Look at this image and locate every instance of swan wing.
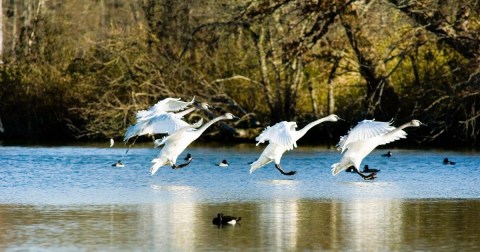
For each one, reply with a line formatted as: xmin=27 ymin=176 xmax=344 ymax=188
xmin=147 ymin=114 xmax=191 ymax=134
xmin=136 ymin=97 xmax=195 ymax=120
xmin=124 ymin=113 xmax=201 ymax=141
xmin=336 ymin=120 xmax=395 ymax=153
xmin=124 ymin=122 xmax=147 ymax=141
xmin=124 ymin=113 xmax=188 ymax=141
xmin=153 ymin=119 xmax=203 ymax=147
xmin=255 ymin=121 xmax=296 ymax=150
xmin=374 ymin=128 xmax=408 ymax=146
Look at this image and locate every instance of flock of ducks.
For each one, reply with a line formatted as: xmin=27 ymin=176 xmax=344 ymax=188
xmin=109 ymin=97 xmax=447 ymax=181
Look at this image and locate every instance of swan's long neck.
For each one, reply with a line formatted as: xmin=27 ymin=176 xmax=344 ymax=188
xmin=195 ymin=115 xmax=227 ymax=135
xmin=296 ymin=117 xmax=331 ymax=140
xmin=384 ymin=122 xmax=413 ymax=137
xmin=175 ymin=106 xmax=196 ymax=118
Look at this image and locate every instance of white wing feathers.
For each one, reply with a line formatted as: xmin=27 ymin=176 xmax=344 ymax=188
xmin=124 ymin=113 xmax=192 ymax=141
xmin=255 ymin=121 xmax=297 ymax=150
xmin=124 ymin=123 xmax=145 ymax=141
xmin=375 ymin=128 xmax=407 ymax=145
xmin=136 ymin=97 xmax=195 ymax=120
xmin=148 ymin=114 xmax=191 ymax=134
xmin=124 ymin=97 xmax=197 ymax=141
xmin=153 ymin=118 xmax=203 ymax=147
xmin=336 ymin=120 xmax=395 ymax=153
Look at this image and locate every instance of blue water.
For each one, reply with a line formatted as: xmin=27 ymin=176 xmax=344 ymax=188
xmin=1 ymin=145 xmax=478 ymax=204
xmin=1 ymin=145 xmax=479 ymax=251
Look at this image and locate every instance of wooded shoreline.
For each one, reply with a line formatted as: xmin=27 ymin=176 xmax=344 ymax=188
xmin=0 ymin=1 xmax=478 ymax=147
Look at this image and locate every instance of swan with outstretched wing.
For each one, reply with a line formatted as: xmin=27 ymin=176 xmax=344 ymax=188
xmin=331 ymin=119 xmax=425 ymax=180
xmin=250 ymin=114 xmax=341 ymax=176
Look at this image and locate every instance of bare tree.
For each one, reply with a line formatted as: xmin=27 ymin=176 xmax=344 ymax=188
xmin=387 ymin=0 xmax=480 ymax=145
xmin=0 ymin=0 xmax=3 ymax=63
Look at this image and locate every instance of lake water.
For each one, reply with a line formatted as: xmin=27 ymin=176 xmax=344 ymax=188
xmin=0 ymin=144 xmax=479 ymax=251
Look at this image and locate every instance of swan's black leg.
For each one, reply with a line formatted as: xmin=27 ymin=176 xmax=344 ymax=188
xmin=353 ymin=168 xmax=376 ymax=180
xmin=125 ymin=136 xmax=139 ymax=154
xmin=172 ymin=155 xmax=193 ymax=169
xmin=275 ymin=164 xmax=297 ymax=176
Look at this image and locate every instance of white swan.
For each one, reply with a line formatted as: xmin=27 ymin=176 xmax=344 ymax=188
xmin=136 ymin=97 xmax=195 ymax=121
xmin=150 ymin=113 xmax=236 ymax=175
xmin=124 ymin=97 xmax=208 ymax=142
xmin=250 ymin=114 xmax=341 ymax=176
xmin=331 ymin=119 xmax=424 ymax=179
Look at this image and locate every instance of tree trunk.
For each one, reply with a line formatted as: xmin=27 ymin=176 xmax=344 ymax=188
xmin=143 ymin=0 xmax=155 ymax=54
xmin=0 ymin=0 xmax=3 ymax=63
xmin=340 ymin=11 xmax=399 ymax=120
xmin=327 ymin=57 xmax=340 ymax=115
xmin=256 ymin=26 xmax=276 ymax=120
xmin=306 ymin=73 xmax=319 ymax=117
xmin=10 ymin=0 xmax=17 ymax=61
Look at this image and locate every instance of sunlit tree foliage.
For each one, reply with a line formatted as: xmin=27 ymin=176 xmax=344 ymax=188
xmin=0 ymin=0 xmax=478 ymax=146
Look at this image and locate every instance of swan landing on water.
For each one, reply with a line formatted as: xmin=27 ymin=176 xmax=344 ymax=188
xmin=331 ymin=119 xmax=425 ymax=180
xmin=150 ymin=113 xmax=237 ymax=175
xmin=250 ymin=114 xmax=341 ymax=176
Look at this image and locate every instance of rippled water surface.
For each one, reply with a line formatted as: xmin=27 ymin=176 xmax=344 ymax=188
xmin=1 ymin=145 xmax=479 ymax=251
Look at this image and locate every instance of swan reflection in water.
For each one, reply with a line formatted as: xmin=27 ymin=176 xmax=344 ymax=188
xmin=147 ymin=185 xmax=198 ymax=250
xmin=343 ymin=200 xmax=403 ymax=250
xmin=259 ymin=199 xmax=299 ymax=250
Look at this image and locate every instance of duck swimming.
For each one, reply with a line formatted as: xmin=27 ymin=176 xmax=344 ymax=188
xmin=443 ymin=158 xmax=456 ymax=165
xmin=184 ymin=153 xmax=192 ymax=162
xmin=216 ymin=160 xmax=229 ymax=167
xmin=381 ymin=151 xmax=392 ymax=157
xmin=112 ymin=160 xmax=124 ymax=167
xmin=362 ymin=165 xmax=380 ymax=173
xmin=212 ymin=213 xmax=241 ymax=226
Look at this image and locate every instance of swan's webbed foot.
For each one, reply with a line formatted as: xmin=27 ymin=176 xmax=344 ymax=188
xmin=172 ymin=160 xmax=192 ymax=169
xmin=354 ymin=168 xmax=377 ymax=180
xmin=362 ymin=172 xmax=377 ymax=180
xmin=275 ymin=164 xmax=297 ymax=176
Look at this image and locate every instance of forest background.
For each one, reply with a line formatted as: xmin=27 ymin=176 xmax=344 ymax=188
xmin=0 ymin=0 xmax=478 ymax=148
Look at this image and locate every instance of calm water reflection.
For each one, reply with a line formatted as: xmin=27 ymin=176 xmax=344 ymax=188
xmin=0 ymin=200 xmax=479 ymax=251
xmin=1 ymin=145 xmax=479 ymax=250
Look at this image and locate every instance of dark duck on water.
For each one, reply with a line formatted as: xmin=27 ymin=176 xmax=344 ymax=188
xmin=216 ymin=160 xmax=229 ymax=167
xmin=362 ymin=165 xmax=380 ymax=173
xmin=382 ymin=151 xmax=392 ymax=157
xmin=443 ymin=158 xmax=456 ymax=165
xmin=212 ymin=213 xmax=241 ymax=226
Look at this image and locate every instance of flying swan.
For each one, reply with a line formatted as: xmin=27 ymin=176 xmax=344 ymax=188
xmin=124 ymin=97 xmax=208 ymax=150
xmin=150 ymin=113 xmax=236 ymax=175
xmin=331 ymin=119 xmax=424 ymax=180
xmin=250 ymin=114 xmax=341 ymax=176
